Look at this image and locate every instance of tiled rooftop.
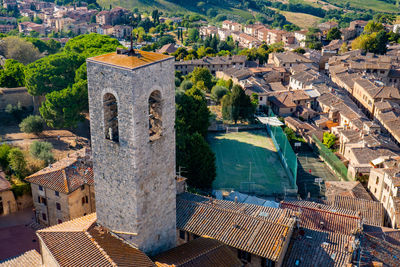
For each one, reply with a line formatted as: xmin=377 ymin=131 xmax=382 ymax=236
xmin=324 ymin=195 xmax=384 ymax=227
xmin=37 ymin=213 xmax=155 ymax=267
xmin=177 ymin=193 xmax=295 ymax=261
xmin=26 ymin=148 xmax=93 ymax=194
xmin=0 ymin=250 xmax=41 ymax=267
xmin=280 ymin=200 xmax=361 ymax=235
xmin=87 ymin=50 xmax=173 ymax=70
xmin=153 ymin=237 xmax=242 ymax=267
xmin=282 ymin=228 xmax=354 ymax=267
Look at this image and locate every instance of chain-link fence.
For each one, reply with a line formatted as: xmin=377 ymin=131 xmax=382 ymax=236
xmin=266 ymin=110 xmax=298 ymax=188
xmin=312 ymin=134 xmax=348 ymax=181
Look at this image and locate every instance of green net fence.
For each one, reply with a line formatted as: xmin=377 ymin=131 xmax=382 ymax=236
xmin=266 ymin=110 xmax=298 ymax=188
xmin=312 ymin=134 xmax=348 ymax=181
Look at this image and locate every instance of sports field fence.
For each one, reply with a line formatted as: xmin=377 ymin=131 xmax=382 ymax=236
xmin=265 ymin=110 xmax=298 ymax=188
xmin=311 ymin=134 xmax=348 ymax=181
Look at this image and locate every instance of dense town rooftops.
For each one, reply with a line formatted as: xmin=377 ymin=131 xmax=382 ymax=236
xmin=271 ymin=52 xmax=313 ymax=64
xmin=175 ymin=55 xmax=246 ymax=66
xmin=0 ymin=250 xmax=42 ymax=266
xmin=282 ymin=228 xmax=354 ymax=267
xmin=324 ymin=195 xmax=384 ymax=227
xmin=280 ymin=200 xmax=361 ymax=235
xmin=176 ymin=193 xmax=295 ymax=261
xmin=26 ymin=148 xmax=93 ymax=194
xmin=153 ymin=237 xmax=242 ymax=267
xmin=87 ymin=50 xmax=173 ymax=70
xmin=325 ymin=181 xmax=372 ymax=200
xmin=36 ymin=214 xmax=155 ymax=267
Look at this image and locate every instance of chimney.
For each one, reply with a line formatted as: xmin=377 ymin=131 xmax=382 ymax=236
xmin=234 ymin=196 xmax=238 ymax=204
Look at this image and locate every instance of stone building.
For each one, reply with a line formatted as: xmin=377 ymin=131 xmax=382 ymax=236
xmin=0 ymin=87 xmax=35 ymax=112
xmin=26 ymin=148 xmax=95 ymax=226
xmin=0 ymin=172 xmax=17 ymax=216
xmin=86 ymin=48 xmax=176 ymax=255
xmin=175 ymin=55 xmax=246 ymax=75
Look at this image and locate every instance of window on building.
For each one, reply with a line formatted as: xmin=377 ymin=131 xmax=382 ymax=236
xmin=376 ymin=177 xmax=379 ymax=184
xmin=39 ymin=185 xmax=43 ymax=191
xmin=39 ymin=197 xmax=47 ymax=206
xmin=0 ymin=196 xmax=3 ymax=215
xmin=179 ymin=230 xmax=185 ymax=240
xmin=82 ymin=197 xmax=85 ymax=205
xmin=103 ymin=93 xmax=119 ymax=142
xmin=260 ymin=96 xmax=263 ymax=101
xmin=37 ymin=196 xmax=41 ymax=203
xmin=81 ymin=185 xmax=85 ymax=191
xmin=55 ymin=191 xmax=59 ymax=197
xmin=58 ymin=219 xmax=62 ymax=224
xmin=237 ymin=250 xmax=251 ymax=263
xmin=56 ymin=202 xmax=61 ymax=211
xmin=85 ymin=196 xmax=88 ymax=203
xmin=375 ymin=188 xmax=377 ymax=193
xmin=42 ymin=213 xmax=47 ymax=221
xmin=149 ymin=90 xmax=162 ymax=142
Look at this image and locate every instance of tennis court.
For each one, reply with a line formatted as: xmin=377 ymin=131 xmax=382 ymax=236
xmin=209 ymin=130 xmax=296 ymax=196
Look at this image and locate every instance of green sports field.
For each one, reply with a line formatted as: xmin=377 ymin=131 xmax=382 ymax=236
xmin=209 ymin=130 xmax=296 ymax=196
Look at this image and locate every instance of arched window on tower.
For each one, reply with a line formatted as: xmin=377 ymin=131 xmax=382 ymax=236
xmin=149 ymin=90 xmax=162 ymax=142
xmin=103 ymin=93 xmax=119 ymax=142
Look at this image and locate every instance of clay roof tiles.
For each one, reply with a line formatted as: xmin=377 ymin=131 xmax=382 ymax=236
xmin=324 ymin=195 xmax=384 ymax=227
xmin=0 ymin=250 xmax=42 ymax=267
xmin=37 ymin=213 xmax=155 ymax=267
xmin=26 ymin=148 xmax=93 ymax=194
xmin=282 ymin=228 xmax=354 ymax=267
xmin=153 ymin=237 xmax=242 ymax=267
xmin=176 ymin=193 xmax=295 ymax=261
xmin=280 ymin=200 xmax=361 ymax=235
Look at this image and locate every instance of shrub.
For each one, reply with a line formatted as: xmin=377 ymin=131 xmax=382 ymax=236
xmin=0 ymin=143 xmax=11 ymax=170
xmin=19 ymin=115 xmax=44 ymax=134
xmin=211 ymin=85 xmax=229 ymax=103
xmin=30 ymin=141 xmax=54 ymax=165
xmin=8 ymin=148 xmax=27 ymax=178
xmin=180 ymin=80 xmax=193 ymax=91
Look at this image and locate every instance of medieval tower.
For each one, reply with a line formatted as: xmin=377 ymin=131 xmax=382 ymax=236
xmin=86 ymin=49 xmax=176 ymax=255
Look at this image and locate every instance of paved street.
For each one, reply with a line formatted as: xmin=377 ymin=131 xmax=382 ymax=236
xmin=0 ymin=208 xmax=39 ymax=261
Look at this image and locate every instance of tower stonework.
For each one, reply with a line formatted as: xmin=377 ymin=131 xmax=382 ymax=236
xmin=86 ymin=50 xmax=176 ymax=255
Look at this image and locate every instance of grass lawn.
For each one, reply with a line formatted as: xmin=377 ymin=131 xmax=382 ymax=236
xmin=209 ymin=130 xmax=296 ymax=196
xmin=280 ymin=10 xmax=321 ymax=29
xmin=325 ymin=0 xmax=398 ymax=13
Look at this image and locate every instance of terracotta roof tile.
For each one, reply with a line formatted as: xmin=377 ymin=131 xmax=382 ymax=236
xmin=283 ymin=228 xmax=354 ymax=267
xmin=37 ymin=213 xmax=155 ymax=267
xmin=153 ymin=237 xmax=242 ymax=267
xmin=26 ymin=148 xmax=93 ymax=194
xmin=177 ymin=193 xmax=295 ymax=261
xmin=0 ymin=250 xmax=41 ymax=267
xmin=280 ymin=200 xmax=362 ymax=235
xmin=324 ymin=195 xmax=384 ymax=227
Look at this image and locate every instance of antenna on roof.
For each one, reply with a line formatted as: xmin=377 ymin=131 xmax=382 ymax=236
xmin=116 ymin=32 xmax=141 ymax=57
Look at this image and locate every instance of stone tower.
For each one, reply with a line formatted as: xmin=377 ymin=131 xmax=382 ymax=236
xmin=86 ymin=49 xmax=176 ymax=255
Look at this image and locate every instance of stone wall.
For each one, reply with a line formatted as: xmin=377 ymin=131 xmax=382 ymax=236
xmin=87 ymin=56 xmax=176 ymax=255
xmin=0 ymin=190 xmax=17 ymax=215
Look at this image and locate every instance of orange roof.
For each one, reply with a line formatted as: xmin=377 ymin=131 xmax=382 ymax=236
xmin=87 ymin=50 xmax=173 ymax=70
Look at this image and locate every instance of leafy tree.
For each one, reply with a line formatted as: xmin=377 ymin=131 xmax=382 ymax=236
xmin=0 ymin=36 xmax=41 ymax=64
xmin=187 ymin=28 xmax=199 ymax=43
xmin=158 ymin=35 xmax=175 ymax=47
xmin=5 ymin=102 xmax=24 ymax=121
xmin=30 ymin=141 xmax=54 ymax=165
xmin=352 ymin=30 xmax=388 ymax=54
xmin=19 ymin=115 xmax=44 ymax=134
xmin=364 ymin=21 xmax=384 ymax=34
xmin=176 ymin=87 xmax=210 ymax=137
xmin=178 ymin=132 xmax=216 ymax=189
xmin=216 ymin=78 xmax=233 ymax=89
xmin=293 ymin=47 xmax=306 ymax=54
xmin=373 ymin=13 xmax=395 ymax=25
xmin=63 ymin=33 xmax=121 ymax=58
xmin=211 ymin=85 xmax=228 ymax=103
xmin=24 ymin=53 xmax=85 ymax=96
xmin=180 ymin=80 xmax=193 ymax=91
xmin=39 ymin=80 xmax=88 ymax=128
xmin=0 ymin=59 xmax=25 ymax=88
xmin=173 ymin=47 xmax=188 ymax=60
xmin=8 ymin=148 xmax=26 ymax=178
xmin=191 ymin=67 xmax=213 ymax=92
xmin=326 ymin=27 xmax=341 ymax=41
xmin=323 ymin=132 xmax=337 ymax=149
xmin=0 ymin=143 xmax=11 ymax=170
xmin=222 ymin=85 xmax=255 ymax=124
